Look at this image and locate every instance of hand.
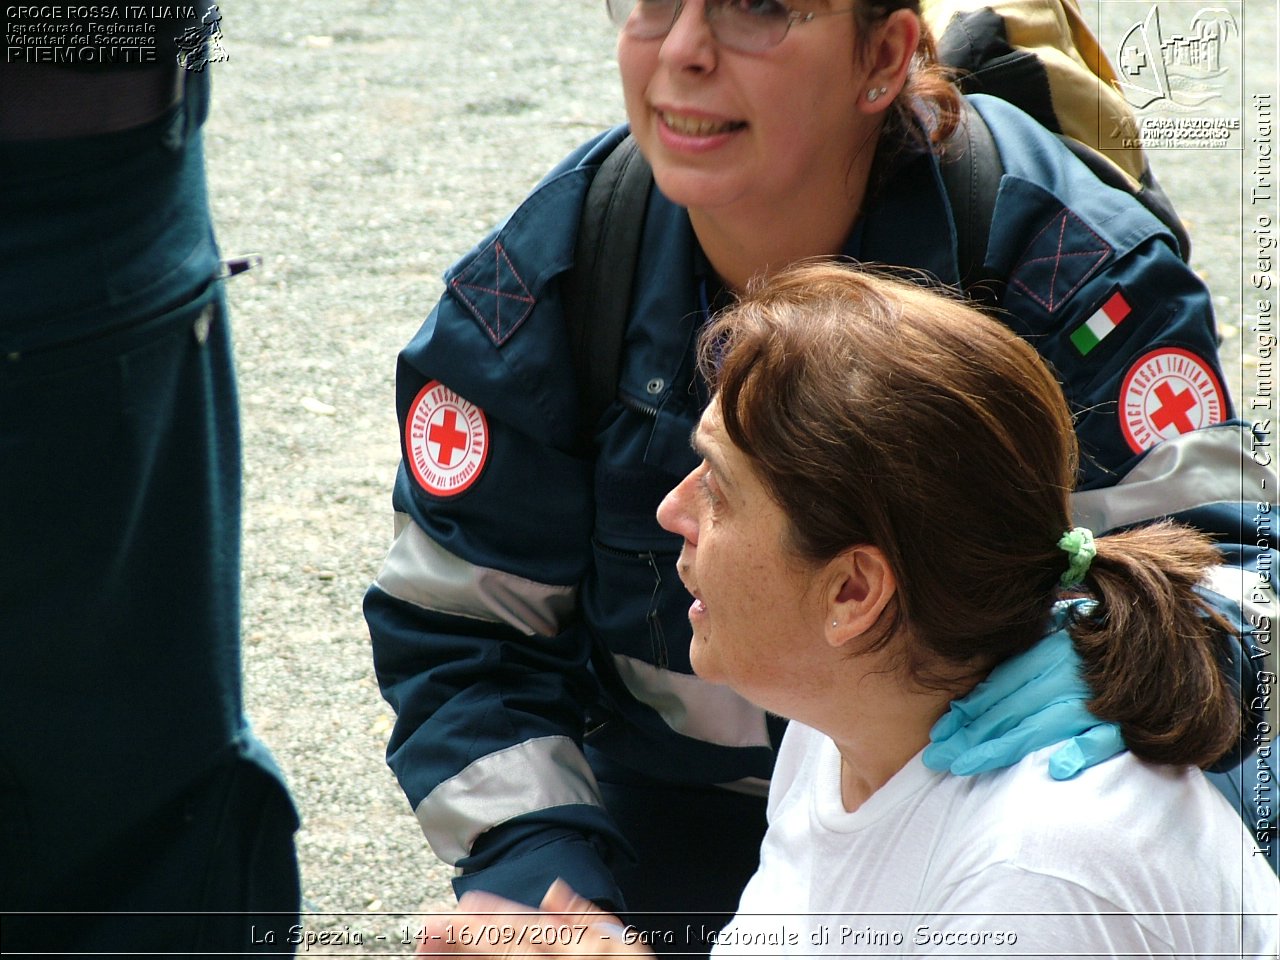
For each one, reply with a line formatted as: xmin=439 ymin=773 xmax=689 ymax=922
xmin=922 ymin=618 xmax=1125 ymax=780
xmin=414 ymin=880 xmax=650 ymax=958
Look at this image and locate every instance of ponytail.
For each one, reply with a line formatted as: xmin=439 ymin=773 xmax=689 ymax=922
xmin=851 ymin=1 xmax=962 ymax=151
xmin=1067 ymin=520 xmax=1240 ymax=768
xmin=898 ymin=28 xmax=961 ymax=149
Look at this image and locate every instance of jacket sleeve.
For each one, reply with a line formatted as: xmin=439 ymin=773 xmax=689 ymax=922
xmin=976 ymin=94 xmax=1273 ymax=767
xmin=363 ymin=128 xmax=637 ymax=909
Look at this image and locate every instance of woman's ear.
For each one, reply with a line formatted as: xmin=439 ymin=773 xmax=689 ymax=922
xmin=857 ymin=8 xmax=920 ymax=115
xmin=825 ymin=545 xmax=897 ymax=646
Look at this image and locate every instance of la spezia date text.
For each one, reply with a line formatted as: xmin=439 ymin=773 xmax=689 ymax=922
xmin=248 ymin=923 xmax=1020 ymax=950
xmin=249 ymin=924 xmax=597 ymax=951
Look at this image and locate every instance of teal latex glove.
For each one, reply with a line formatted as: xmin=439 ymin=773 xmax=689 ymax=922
xmin=922 ymin=611 xmax=1125 ymax=780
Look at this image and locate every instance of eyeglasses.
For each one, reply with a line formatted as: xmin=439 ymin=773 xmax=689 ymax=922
xmin=606 ymin=0 xmax=857 ymax=54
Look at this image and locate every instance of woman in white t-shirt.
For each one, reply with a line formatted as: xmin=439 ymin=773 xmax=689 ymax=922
xmin=418 ymin=263 xmax=1278 ymax=958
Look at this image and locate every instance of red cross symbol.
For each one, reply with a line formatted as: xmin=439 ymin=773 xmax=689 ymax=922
xmin=1150 ymin=381 xmax=1197 ymax=435
xmin=428 ymin=409 xmax=469 ymax=467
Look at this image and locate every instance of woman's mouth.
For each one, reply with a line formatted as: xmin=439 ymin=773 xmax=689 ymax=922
xmin=659 ymin=111 xmax=747 ymax=137
xmin=689 ymin=593 xmax=708 ymax=621
xmin=677 ymin=557 xmax=706 ymax=620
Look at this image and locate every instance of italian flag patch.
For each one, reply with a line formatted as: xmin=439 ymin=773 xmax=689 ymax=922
xmin=1070 ymin=290 xmax=1132 ymax=356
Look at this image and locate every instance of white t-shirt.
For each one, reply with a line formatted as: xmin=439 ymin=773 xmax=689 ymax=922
xmin=712 ymin=723 xmax=1279 ymax=959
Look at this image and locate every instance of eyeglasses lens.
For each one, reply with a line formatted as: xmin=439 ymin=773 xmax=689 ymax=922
xmin=606 ymin=0 xmax=791 ymax=54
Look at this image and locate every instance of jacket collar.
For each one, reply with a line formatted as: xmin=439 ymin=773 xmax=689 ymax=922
xmin=855 ymin=138 xmax=961 ymax=288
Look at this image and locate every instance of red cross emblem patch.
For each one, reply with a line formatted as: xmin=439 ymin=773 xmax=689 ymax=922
xmin=405 ymin=380 xmax=490 ymax=497
xmin=1119 ymin=348 xmax=1226 ymax=454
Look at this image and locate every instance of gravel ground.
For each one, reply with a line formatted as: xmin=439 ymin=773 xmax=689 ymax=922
xmin=203 ymin=1 xmax=622 ymax=949
xmin=201 ymin=1 xmax=1276 ymax=952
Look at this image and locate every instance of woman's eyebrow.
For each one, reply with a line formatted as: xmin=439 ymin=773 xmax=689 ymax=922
xmin=690 ymin=426 xmax=735 ymax=489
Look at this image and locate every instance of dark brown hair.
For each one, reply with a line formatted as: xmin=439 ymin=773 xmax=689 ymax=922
xmin=853 ymin=0 xmax=961 ymax=148
xmin=700 ymin=261 xmax=1238 ymax=768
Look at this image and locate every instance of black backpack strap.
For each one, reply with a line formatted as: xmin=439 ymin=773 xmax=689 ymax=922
xmin=938 ymin=101 xmax=1190 ymax=304
xmin=939 ymin=98 xmax=1006 ymax=310
xmin=563 ymin=134 xmax=654 ymax=451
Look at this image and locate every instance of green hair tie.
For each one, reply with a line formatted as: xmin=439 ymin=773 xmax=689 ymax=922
xmin=1058 ymin=527 xmax=1097 ymax=587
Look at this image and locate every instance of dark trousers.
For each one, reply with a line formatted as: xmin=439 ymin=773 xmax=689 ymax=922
xmin=0 ymin=72 xmax=299 ymax=955
xmin=597 ymin=773 xmax=768 ymax=957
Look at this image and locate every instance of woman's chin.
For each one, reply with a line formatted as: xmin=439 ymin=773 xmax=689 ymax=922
xmin=651 ymin=165 xmax=748 ymax=216
xmin=688 ymin=632 xmax=717 ymax=681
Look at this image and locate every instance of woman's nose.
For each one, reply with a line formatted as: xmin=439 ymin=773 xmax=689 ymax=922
xmin=657 ymin=470 xmax=700 ymax=545
xmin=658 ymin=0 xmax=718 ymax=73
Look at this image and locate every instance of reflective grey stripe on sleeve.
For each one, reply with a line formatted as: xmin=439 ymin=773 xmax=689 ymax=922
xmin=612 ymin=654 xmax=771 ymax=749
xmin=1072 ymin=425 xmax=1268 ymax=533
xmin=416 ymin=735 xmax=603 ymax=864
xmin=374 ymin=513 xmax=577 ymax=637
